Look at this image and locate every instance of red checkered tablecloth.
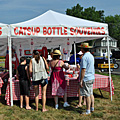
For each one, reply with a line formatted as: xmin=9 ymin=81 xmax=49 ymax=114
xmin=5 ymin=74 xmax=114 ymax=105
xmin=5 ymin=79 xmax=53 ymax=105
xmin=94 ymin=74 xmax=114 ymax=95
xmin=0 ymin=77 xmax=3 ymax=95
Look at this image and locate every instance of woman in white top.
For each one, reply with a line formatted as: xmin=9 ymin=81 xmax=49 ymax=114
xmin=29 ymin=50 xmax=49 ymax=112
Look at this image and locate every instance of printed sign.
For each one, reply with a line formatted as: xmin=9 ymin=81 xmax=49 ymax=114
xmin=11 ymin=26 xmax=108 ymax=37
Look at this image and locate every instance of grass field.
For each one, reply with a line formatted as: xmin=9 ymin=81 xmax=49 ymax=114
xmin=0 ymin=73 xmax=120 ymax=120
xmin=0 ymin=59 xmax=5 ymax=68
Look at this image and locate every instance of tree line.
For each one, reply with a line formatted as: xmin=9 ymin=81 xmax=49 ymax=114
xmin=66 ymin=4 xmax=120 ymax=47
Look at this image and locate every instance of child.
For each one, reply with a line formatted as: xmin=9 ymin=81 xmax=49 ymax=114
xmin=16 ymin=56 xmax=31 ymax=110
xmin=76 ymin=51 xmax=86 ymax=108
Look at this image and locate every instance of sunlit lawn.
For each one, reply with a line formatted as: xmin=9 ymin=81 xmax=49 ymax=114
xmin=0 ymin=59 xmax=5 ymax=68
xmin=0 ymin=73 xmax=120 ymax=120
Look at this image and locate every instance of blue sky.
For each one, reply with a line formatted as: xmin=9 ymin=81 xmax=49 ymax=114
xmin=0 ymin=0 xmax=119 ymax=24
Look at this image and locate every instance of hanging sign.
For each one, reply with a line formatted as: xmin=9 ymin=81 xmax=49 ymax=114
xmin=11 ymin=26 xmax=108 ymax=37
xmin=30 ymin=39 xmax=34 ymax=54
xmin=42 ymin=46 xmax=48 ymax=59
xmin=19 ymin=44 xmax=22 ymax=56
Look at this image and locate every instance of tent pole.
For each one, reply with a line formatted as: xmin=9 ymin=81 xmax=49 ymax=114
xmin=74 ymin=42 xmax=76 ymax=65
xmin=107 ymin=36 xmax=112 ymax=101
xmin=59 ymin=45 xmax=61 ymax=51
xmin=59 ymin=45 xmax=62 ymax=59
xmin=8 ymin=36 xmax=13 ymax=106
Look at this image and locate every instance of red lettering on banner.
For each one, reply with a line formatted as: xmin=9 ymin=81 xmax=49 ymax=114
xmin=70 ymin=27 xmax=85 ymax=35
xmin=76 ymin=27 xmax=83 ymax=35
xmin=72 ymin=28 xmax=76 ymax=35
xmin=83 ymin=28 xmax=87 ymax=35
xmin=14 ymin=27 xmax=18 ymax=35
xmin=57 ymin=27 xmax=60 ymax=35
xmin=74 ymin=27 xmax=77 ymax=35
xmin=27 ymin=27 xmax=31 ymax=35
xmin=14 ymin=27 xmax=41 ymax=36
xmin=42 ymin=27 xmax=68 ymax=35
xmin=43 ymin=27 xmax=47 ymax=35
xmin=101 ymin=27 xmax=105 ymax=35
xmin=52 ymin=27 xmax=56 ymax=35
xmin=61 ymin=27 xmax=64 ymax=35
xmin=19 ymin=27 xmax=24 ymax=35
xmin=94 ymin=27 xmax=98 ymax=35
xmin=23 ymin=27 xmax=27 ymax=35
xmin=0 ymin=27 xmax=2 ymax=35
xmin=91 ymin=28 xmax=96 ymax=35
xmin=64 ymin=27 xmax=67 ymax=35
xmin=48 ymin=27 xmax=52 ymax=35
xmin=70 ymin=27 xmax=74 ymax=35
xmin=13 ymin=26 xmax=105 ymax=36
xmin=70 ymin=27 xmax=106 ymax=36
xmin=86 ymin=27 xmax=91 ymax=35
xmin=35 ymin=27 xmax=40 ymax=35
xmin=97 ymin=27 xmax=101 ymax=35
xmin=31 ymin=27 xmax=35 ymax=35
xmin=30 ymin=27 xmax=33 ymax=35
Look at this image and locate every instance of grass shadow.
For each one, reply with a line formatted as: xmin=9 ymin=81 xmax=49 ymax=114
xmin=46 ymin=97 xmax=85 ymax=113
xmin=93 ymin=92 xmax=108 ymax=99
xmin=0 ymin=94 xmax=7 ymax=105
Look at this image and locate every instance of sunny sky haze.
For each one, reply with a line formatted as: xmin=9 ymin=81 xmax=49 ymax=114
xmin=0 ymin=0 xmax=119 ymax=24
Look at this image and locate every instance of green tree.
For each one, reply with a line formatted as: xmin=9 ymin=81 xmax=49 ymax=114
xmin=105 ymin=15 xmax=120 ymax=47
xmin=66 ymin=4 xmax=83 ymax=18
xmin=66 ymin=4 xmax=105 ymax=22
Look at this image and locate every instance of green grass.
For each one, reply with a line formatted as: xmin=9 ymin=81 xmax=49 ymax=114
xmin=0 ymin=73 xmax=120 ymax=120
xmin=0 ymin=59 xmax=5 ymax=68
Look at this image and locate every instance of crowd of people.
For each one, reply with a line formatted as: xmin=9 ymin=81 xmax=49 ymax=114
xmin=16 ymin=42 xmax=95 ymax=115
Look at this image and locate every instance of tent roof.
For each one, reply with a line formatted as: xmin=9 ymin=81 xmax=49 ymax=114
xmin=0 ymin=23 xmax=7 ymax=26
xmin=12 ymin=10 xmax=108 ymax=27
xmin=10 ymin=10 xmax=108 ymax=48
xmin=0 ymin=23 xmax=8 ymax=39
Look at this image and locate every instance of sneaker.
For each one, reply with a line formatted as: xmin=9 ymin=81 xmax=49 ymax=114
xmin=81 ymin=112 xmax=91 ymax=116
xmin=90 ymin=107 xmax=94 ymax=112
xmin=63 ymin=102 xmax=70 ymax=107
xmin=55 ymin=104 xmax=58 ymax=109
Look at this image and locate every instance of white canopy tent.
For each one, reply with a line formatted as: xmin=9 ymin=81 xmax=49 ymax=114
xmin=8 ymin=10 xmax=112 ymax=106
xmin=0 ymin=23 xmax=8 ymax=48
xmin=10 ymin=10 xmax=108 ymax=46
xmin=0 ymin=23 xmax=9 ymax=58
xmin=0 ymin=23 xmax=8 ymax=38
xmin=0 ymin=23 xmax=14 ymax=105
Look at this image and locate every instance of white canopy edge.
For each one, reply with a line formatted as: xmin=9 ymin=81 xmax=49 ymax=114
xmin=0 ymin=23 xmax=8 ymax=38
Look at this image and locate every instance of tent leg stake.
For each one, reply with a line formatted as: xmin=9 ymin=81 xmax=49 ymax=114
xmin=98 ymin=88 xmax=103 ymax=97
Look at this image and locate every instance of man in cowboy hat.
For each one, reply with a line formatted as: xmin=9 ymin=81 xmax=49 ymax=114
xmin=79 ymin=43 xmax=95 ymax=115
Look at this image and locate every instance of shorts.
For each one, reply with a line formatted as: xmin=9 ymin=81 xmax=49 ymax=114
xmin=80 ymin=79 xmax=94 ymax=97
xmin=19 ymin=80 xmax=30 ymax=96
xmin=32 ymin=78 xmax=48 ymax=86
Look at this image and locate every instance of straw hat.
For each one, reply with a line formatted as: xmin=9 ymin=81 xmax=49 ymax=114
xmin=79 ymin=43 xmax=93 ymax=48
xmin=78 ymin=51 xmax=83 ymax=56
xmin=53 ymin=50 xmax=61 ymax=55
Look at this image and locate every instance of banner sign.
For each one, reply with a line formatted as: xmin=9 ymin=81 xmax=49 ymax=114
xmin=0 ymin=26 xmax=8 ymax=37
xmin=61 ymin=38 xmax=72 ymax=61
xmin=11 ymin=25 xmax=108 ymax=37
xmin=30 ymin=39 xmax=34 ymax=54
